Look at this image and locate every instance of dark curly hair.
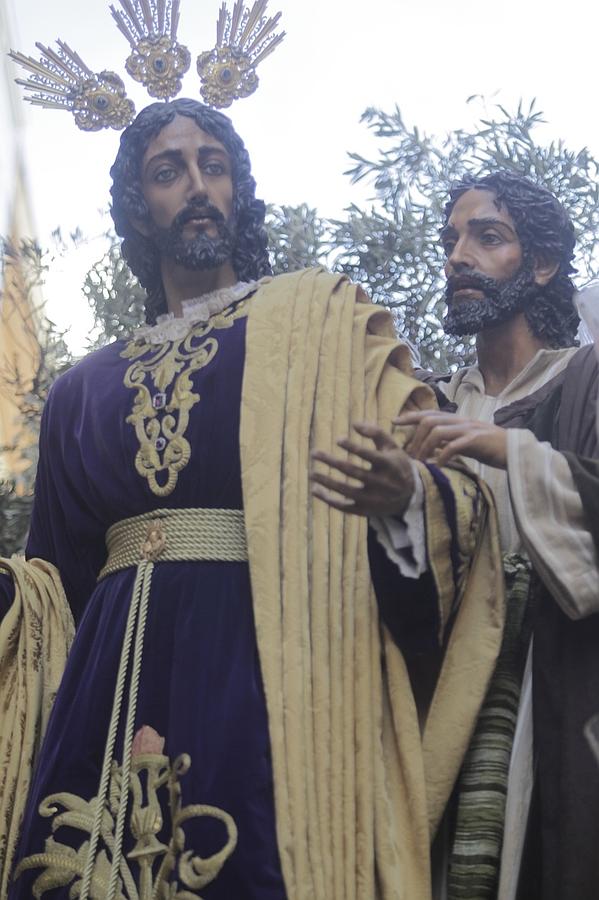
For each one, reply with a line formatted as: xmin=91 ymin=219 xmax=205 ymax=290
xmin=444 ymin=171 xmax=579 ymax=347
xmin=110 ymin=98 xmax=272 ymax=323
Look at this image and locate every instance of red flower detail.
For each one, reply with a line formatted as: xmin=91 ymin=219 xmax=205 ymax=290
xmin=131 ymin=725 xmax=165 ymax=757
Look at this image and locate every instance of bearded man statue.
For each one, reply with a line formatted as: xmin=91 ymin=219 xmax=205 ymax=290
xmin=396 ymin=171 xmax=599 ymax=900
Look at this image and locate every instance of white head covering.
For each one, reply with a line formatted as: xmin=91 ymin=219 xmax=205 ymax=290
xmin=574 ymin=281 xmax=599 ymax=345
xmin=573 ymin=282 xmax=599 ymax=444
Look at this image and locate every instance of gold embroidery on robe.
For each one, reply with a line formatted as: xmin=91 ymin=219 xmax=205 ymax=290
xmin=14 ymin=726 xmax=238 ymax=899
xmin=121 ymin=301 xmax=248 ymax=497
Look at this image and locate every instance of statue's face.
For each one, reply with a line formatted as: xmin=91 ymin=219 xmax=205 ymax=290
xmin=441 ymin=189 xmax=522 ymax=292
xmin=138 ymin=114 xmax=235 ymax=271
xmin=440 ymin=188 xmax=532 ymax=335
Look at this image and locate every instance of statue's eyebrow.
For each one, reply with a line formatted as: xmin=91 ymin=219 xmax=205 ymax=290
xmin=439 ymin=224 xmax=457 ymax=242
xmin=467 ymin=216 xmax=517 ymax=236
xmin=143 ymin=148 xmax=184 ymax=173
xmin=196 ymin=145 xmax=228 ymax=157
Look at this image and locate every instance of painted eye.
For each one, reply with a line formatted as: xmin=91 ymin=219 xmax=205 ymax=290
xmin=481 ymin=232 xmax=501 ymax=244
xmin=155 ymin=168 xmax=175 ymax=182
xmin=204 ymin=162 xmax=225 ymax=175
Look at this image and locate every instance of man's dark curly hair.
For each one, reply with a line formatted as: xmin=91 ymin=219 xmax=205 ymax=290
xmin=444 ymin=171 xmax=579 ymax=347
xmin=110 ymin=98 xmax=272 ymax=323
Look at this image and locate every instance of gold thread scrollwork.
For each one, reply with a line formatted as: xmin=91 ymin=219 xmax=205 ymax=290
xmin=14 ymin=726 xmax=238 ymax=899
xmin=122 ymin=335 xmax=216 ymax=498
xmin=121 ymin=302 xmax=248 ymax=498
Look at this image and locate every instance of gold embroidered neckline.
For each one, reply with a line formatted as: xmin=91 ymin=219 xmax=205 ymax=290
xmin=121 ymin=298 xmax=249 ymax=497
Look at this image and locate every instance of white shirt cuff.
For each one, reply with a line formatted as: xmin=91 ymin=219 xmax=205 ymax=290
xmin=370 ymin=461 xmax=427 ymax=579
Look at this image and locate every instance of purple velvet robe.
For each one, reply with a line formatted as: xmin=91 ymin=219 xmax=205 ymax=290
xmin=8 ymin=307 xmax=287 ymax=898
xmin=5 ymin=298 xmax=446 ymax=898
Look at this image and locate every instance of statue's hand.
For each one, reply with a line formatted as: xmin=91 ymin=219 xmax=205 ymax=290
xmin=395 ymin=410 xmax=508 ymax=469
xmin=311 ymin=422 xmax=415 ymax=518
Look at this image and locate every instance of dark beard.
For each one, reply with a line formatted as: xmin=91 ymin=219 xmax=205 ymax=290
xmin=443 ymin=267 xmax=539 ymax=335
xmin=150 ymin=199 xmax=235 ymax=272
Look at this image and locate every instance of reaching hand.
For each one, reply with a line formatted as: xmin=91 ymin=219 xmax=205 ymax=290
xmin=394 ymin=410 xmax=508 ymax=469
xmin=310 ymin=422 xmax=415 ymax=517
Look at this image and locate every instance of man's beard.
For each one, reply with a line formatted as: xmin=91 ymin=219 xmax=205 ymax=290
xmin=150 ymin=199 xmax=235 ymax=272
xmin=443 ymin=266 xmax=539 ymax=335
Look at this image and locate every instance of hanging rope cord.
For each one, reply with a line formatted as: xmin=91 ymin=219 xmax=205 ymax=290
xmin=79 ymin=507 xmax=247 ymax=900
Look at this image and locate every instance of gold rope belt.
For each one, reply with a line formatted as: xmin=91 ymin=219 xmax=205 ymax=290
xmin=80 ymin=506 xmax=247 ymax=898
xmin=98 ymin=507 xmax=248 ymax=579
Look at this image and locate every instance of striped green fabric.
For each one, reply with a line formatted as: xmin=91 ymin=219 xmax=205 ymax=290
xmin=448 ymin=553 xmax=532 ymax=899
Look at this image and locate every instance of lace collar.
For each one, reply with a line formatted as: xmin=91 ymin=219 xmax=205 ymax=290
xmin=133 ymin=281 xmax=258 ymax=344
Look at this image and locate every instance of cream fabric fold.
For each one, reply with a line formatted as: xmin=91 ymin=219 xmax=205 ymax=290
xmin=507 ymin=427 xmax=599 ymax=619
xmin=240 ymin=268 xmax=505 ymax=899
xmin=0 ymin=557 xmax=74 ymax=896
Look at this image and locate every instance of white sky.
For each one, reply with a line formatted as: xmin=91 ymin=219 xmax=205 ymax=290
xmin=7 ymin=0 xmax=599 ymax=350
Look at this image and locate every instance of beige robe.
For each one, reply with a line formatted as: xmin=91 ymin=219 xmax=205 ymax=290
xmin=440 ymin=346 xmax=599 ymax=900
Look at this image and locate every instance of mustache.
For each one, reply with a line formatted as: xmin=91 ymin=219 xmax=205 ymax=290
xmin=172 ymin=200 xmax=227 ymax=231
xmin=445 ymin=271 xmax=501 ymax=300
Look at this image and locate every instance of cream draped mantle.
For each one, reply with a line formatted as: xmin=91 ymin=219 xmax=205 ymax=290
xmin=0 ymin=557 xmax=74 ymax=896
xmin=240 ymin=267 xmax=505 ymax=900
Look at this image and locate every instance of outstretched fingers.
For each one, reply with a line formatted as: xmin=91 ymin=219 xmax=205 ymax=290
xmin=335 ymin=422 xmax=401 ymax=470
xmin=310 ymin=469 xmax=364 ymax=498
xmin=311 ymin=484 xmax=357 ymax=512
xmin=351 ymin=421 xmax=399 ymax=451
xmin=310 ymin=421 xmax=416 ymax=516
xmin=311 ymin=448 xmax=373 ymax=481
